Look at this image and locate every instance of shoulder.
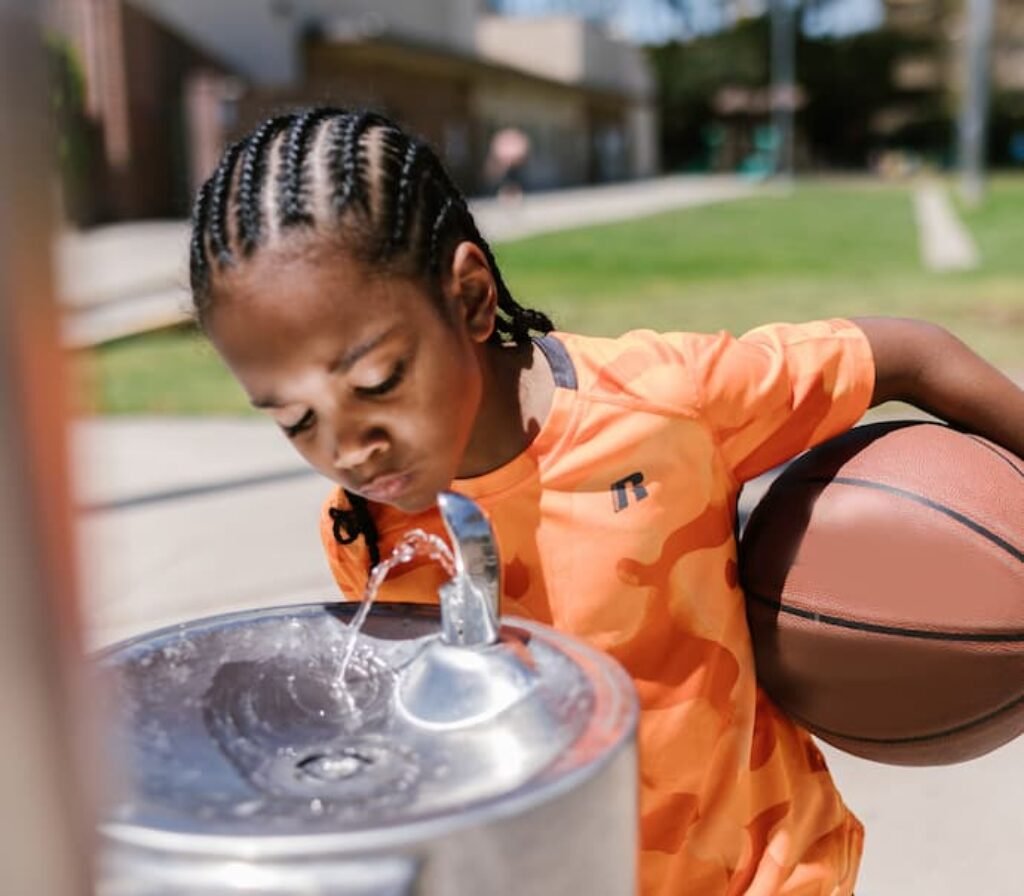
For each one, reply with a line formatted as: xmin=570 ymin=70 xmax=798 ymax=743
xmin=551 ymin=328 xmax=709 ymax=415
xmin=558 ymin=319 xmax=871 ymax=392
xmin=547 ymin=320 xmax=872 ymax=438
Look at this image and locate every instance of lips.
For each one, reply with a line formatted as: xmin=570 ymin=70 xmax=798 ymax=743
xmin=358 ymin=470 xmax=414 ymax=502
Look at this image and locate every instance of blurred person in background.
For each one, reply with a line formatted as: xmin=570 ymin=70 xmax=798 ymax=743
xmin=485 ymin=125 xmax=531 ymax=202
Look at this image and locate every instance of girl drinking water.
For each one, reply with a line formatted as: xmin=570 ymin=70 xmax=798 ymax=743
xmin=190 ymin=107 xmax=1024 ymax=895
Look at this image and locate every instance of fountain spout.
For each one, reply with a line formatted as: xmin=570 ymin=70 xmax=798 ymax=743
xmin=436 ymin=491 xmax=500 ymax=647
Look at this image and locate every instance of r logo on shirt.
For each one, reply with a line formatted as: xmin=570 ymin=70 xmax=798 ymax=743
xmin=611 ymin=472 xmax=648 ymax=512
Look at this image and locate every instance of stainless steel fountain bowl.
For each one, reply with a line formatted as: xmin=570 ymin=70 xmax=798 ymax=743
xmin=95 ymin=601 xmax=638 ymax=896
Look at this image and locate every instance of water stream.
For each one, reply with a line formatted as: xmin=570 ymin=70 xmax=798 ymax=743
xmin=336 ymin=529 xmax=455 ymax=685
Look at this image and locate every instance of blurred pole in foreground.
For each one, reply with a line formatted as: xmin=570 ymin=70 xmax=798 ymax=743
xmin=0 ymin=1 xmax=96 ymax=894
xmin=958 ymin=0 xmax=995 ymax=206
xmin=770 ymin=0 xmax=796 ymax=180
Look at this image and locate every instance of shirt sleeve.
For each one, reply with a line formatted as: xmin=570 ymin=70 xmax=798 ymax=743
xmin=677 ymin=318 xmax=876 ymax=483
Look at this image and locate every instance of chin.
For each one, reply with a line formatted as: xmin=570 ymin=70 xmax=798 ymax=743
xmin=392 ymin=486 xmax=442 ymax=515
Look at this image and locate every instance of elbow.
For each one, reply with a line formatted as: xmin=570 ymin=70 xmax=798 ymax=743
xmin=856 ymin=317 xmax=957 ymax=407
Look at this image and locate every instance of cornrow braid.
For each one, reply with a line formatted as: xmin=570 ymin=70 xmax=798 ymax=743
xmin=389 ymin=138 xmax=426 ymax=253
xmin=189 ymin=178 xmax=214 ymax=296
xmin=206 ymin=139 xmax=245 ymax=267
xmin=279 ymin=107 xmax=333 ymax=228
xmin=189 ymin=106 xmax=556 ymax=569
xmin=427 ymin=195 xmax=456 ymax=275
xmin=236 ymin=114 xmax=293 ymax=255
xmin=328 ymin=109 xmax=386 ymax=216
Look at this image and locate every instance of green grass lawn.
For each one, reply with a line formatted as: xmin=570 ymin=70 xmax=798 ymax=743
xmin=78 ymin=327 xmax=256 ymax=415
xmin=84 ymin=179 xmax=1024 ymax=415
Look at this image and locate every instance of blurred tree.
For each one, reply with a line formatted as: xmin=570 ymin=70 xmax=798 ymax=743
xmin=989 ymin=91 xmax=1024 ymax=167
xmin=648 ymin=19 xmax=769 ymax=171
xmin=649 ymin=20 xmax=946 ymax=171
xmin=799 ymin=27 xmax=944 ymax=167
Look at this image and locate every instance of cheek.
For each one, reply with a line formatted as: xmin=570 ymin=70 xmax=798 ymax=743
xmin=293 ymin=436 xmax=332 ymax=473
xmin=414 ymin=353 xmax=481 ymax=446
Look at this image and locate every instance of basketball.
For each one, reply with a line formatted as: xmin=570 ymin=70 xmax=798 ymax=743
xmin=739 ymin=420 xmax=1024 ymax=766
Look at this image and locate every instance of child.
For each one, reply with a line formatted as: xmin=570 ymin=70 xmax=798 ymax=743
xmin=189 ymin=107 xmax=1024 ymax=895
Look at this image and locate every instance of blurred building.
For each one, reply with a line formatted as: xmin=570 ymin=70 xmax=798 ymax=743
xmin=50 ymin=0 xmax=657 ymax=224
xmin=49 ymin=0 xmax=232 ymax=221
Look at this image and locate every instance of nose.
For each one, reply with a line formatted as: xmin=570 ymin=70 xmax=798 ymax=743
xmin=332 ymin=426 xmax=388 ymax=475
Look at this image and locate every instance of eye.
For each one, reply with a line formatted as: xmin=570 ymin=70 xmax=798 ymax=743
xmin=282 ymin=409 xmax=315 ymax=438
xmin=355 ymin=359 xmax=407 ymax=398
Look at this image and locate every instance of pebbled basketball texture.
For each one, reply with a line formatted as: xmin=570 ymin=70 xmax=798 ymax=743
xmin=739 ymin=420 xmax=1024 ymax=765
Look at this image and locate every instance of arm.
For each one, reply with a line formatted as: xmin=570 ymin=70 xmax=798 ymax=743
xmin=853 ymin=316 xmax=1024 ymax=458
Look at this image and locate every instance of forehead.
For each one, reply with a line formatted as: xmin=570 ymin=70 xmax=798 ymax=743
xmin=205 ymin=240 xmax=435 ymax=366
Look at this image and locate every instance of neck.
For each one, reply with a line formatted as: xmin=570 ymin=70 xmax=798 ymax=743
xmin=457 ymin=337 xmax=555 ymax=478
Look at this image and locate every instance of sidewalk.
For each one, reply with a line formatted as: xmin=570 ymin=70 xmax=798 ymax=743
xmin=57 ymin=175 xmax=768 ymax=346
xmin=76 ymin=418 xmax=331 ymax=649
xmin=913 ymin=180 xmax=979 ymax=272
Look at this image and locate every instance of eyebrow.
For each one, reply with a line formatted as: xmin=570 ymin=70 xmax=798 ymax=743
xmin=250 ymin=324 xmax=403 ymax=409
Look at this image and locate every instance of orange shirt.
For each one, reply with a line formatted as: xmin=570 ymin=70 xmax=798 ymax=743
xmin=321 ymin=320 xmax=875 ymax=895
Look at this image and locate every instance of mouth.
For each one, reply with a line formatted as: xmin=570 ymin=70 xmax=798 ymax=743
xmin=357 ymin=471 xmax=415 ymax=503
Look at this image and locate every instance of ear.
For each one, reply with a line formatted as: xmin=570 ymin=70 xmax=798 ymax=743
xmin=445 ymin=241 xmax=497 ymax=343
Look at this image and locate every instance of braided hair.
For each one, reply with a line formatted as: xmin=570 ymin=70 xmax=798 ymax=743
xmin=189 ymin=107 xmax=554 ymax=568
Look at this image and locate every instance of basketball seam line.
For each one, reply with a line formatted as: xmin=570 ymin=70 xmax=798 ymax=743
xmin=965 ymin=434 xmax=1024 ymax=480
xmin=790 ymin=691 xmax=1024 ymax=745
xmin=745 ymin=590 xmax=1024 ymax=641
xmin=806 ymin=475 xmax=1024 ymax=564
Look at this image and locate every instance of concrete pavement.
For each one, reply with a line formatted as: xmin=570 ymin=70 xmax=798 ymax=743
xmin=75 ymin=418 xmax=332 ymax=648
xmin=913 ymin=181 xmax=979 ymax=272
